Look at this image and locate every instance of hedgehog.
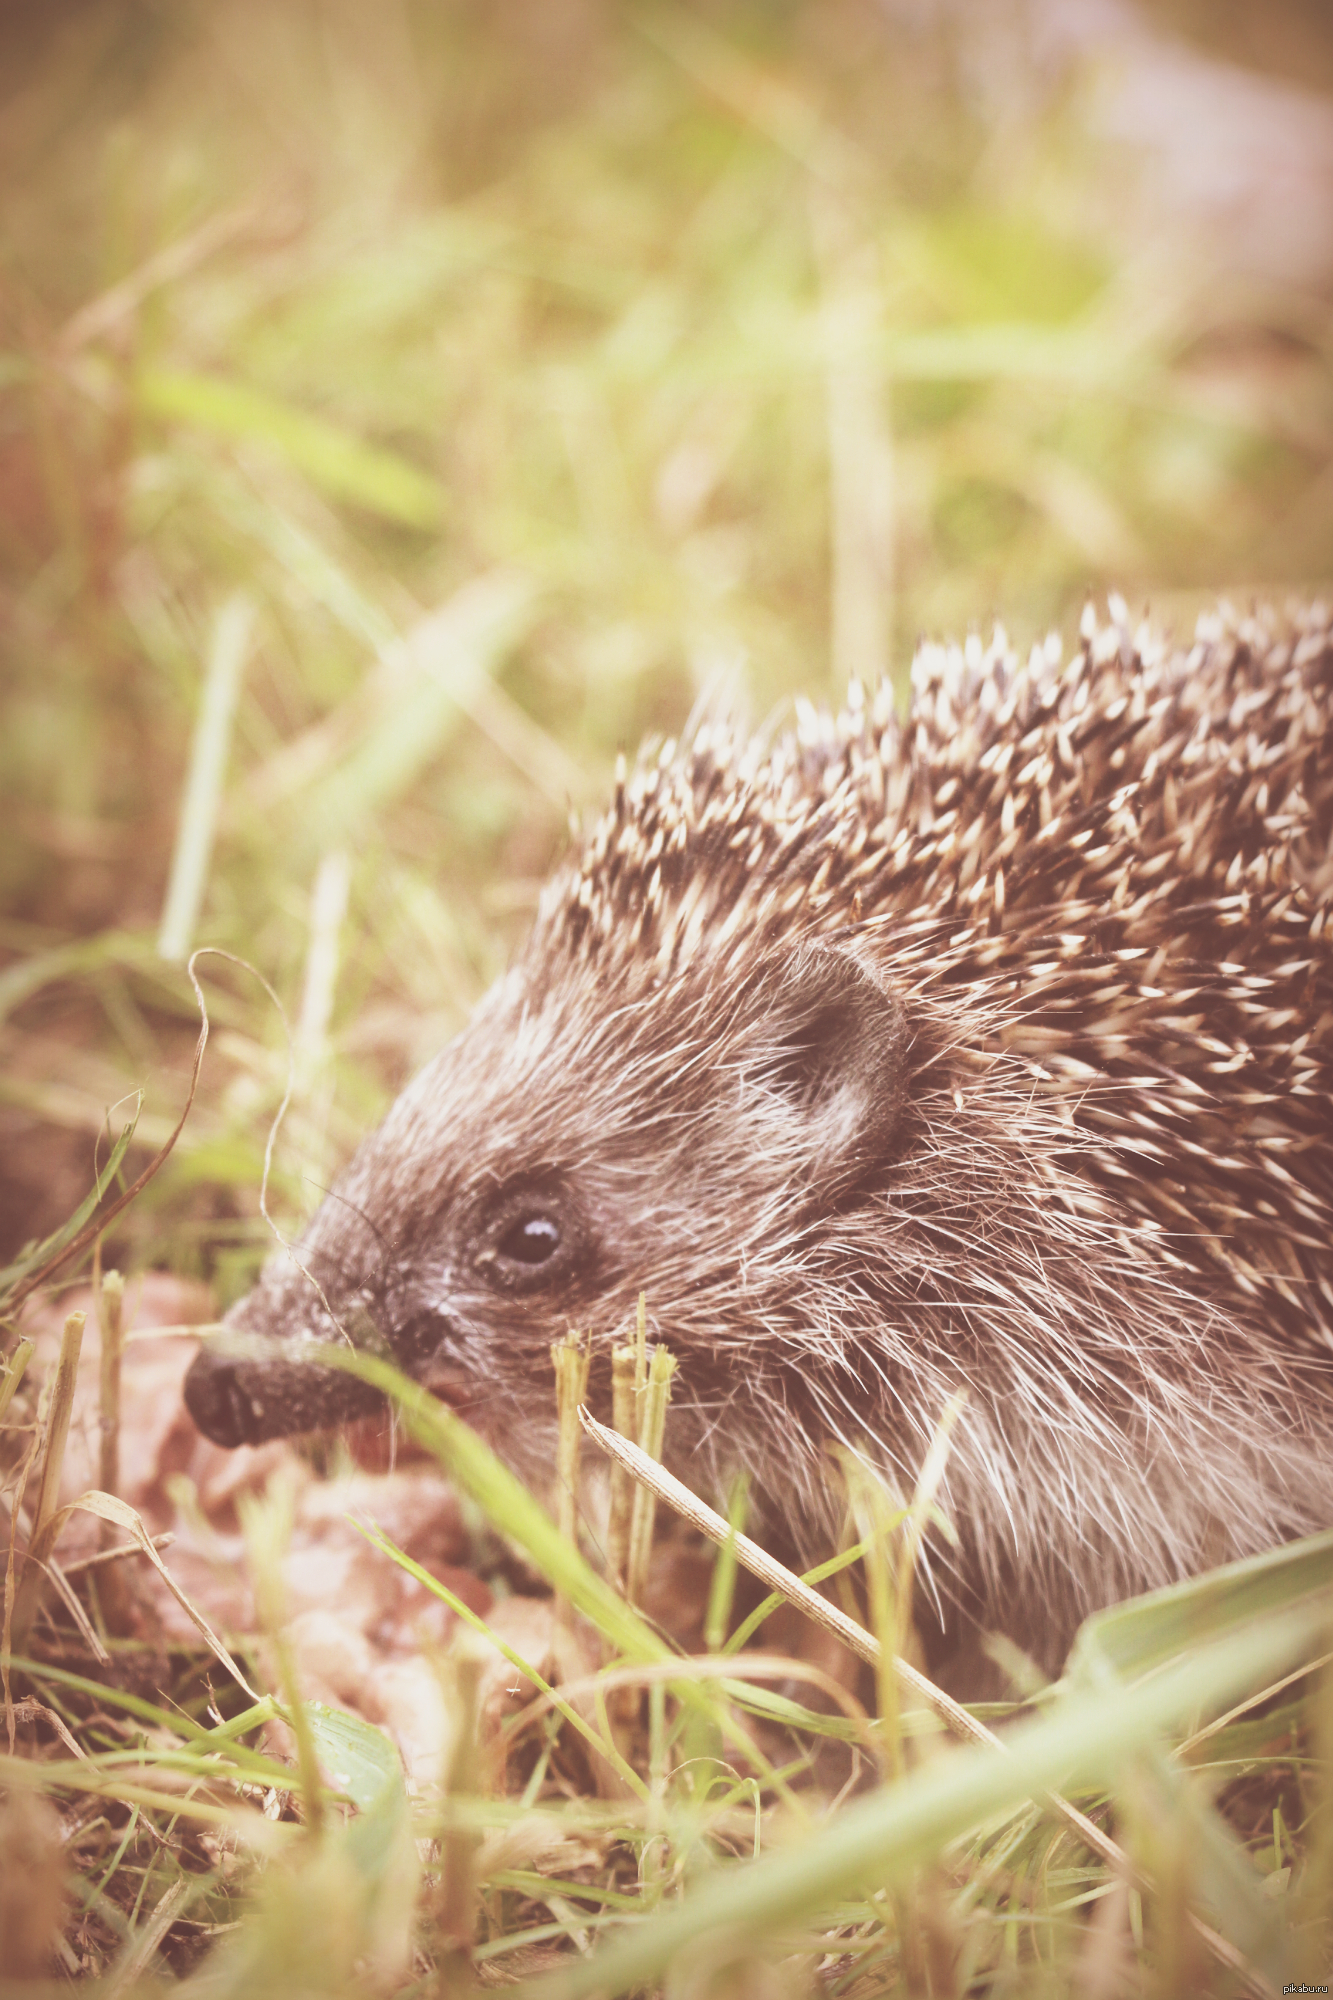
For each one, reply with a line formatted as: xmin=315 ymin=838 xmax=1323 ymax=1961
xmin=185 ymin=595 xmax=1333 ymax=1676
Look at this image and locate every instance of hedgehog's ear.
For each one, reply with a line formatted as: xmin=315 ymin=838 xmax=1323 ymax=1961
xmin=747 ymin=945 xmax=909 ymax=1185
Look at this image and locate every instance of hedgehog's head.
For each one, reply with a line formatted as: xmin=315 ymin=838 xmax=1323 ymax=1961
xmin=182 ymin=933 xmax=912 ymax=1500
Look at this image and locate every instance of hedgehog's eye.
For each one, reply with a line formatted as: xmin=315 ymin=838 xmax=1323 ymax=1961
xmin=498 ymin=1214 xmax=561 ymax=1266
xmin=477 ymin=1188 xmax=580 ymax=1293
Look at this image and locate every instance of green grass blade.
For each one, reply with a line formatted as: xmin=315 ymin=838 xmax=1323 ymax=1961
xmin=1067 ymin=1528 xmax=1333 ymax=1685
xmin=158 ymin=594 xmax=254 ymax=964
xmin=139 ymin=368 xmax=444 ymax=529
xmin=0 ymin=1112 xmax=138 ymax=1309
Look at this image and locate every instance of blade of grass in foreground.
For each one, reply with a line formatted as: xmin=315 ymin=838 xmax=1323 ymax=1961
xmin=1067 ymin=1526 xmax=1333 ymax=1683
xmin=512 ymin=1602 xmax=1325 ymax=2000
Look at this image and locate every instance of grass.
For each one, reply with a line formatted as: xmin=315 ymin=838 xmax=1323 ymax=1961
xmin=3 ymin=1324 xmax=1332 ymax=1992
xmin=2 ymin=0 xmax=1333 ymax=1991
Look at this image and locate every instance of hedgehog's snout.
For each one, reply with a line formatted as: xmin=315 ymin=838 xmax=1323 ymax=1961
xmin=183 ymin=1336 xmax=386 ymax=1447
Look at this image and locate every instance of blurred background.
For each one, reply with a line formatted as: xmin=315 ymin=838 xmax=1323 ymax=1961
xmin=2 ymin=0 xmax=1332 ymax=1299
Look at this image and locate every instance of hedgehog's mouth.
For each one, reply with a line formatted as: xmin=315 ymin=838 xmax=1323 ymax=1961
xmin=389 ymin=1308 xmax=474 ymax=1413
xmin=413 ymin=1356 xmax=474 ymax=1416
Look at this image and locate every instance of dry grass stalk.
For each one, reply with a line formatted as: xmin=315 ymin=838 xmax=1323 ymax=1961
xmin=0 ymin=1337 xmax=34 ymax=1425
xmin=9 ymin=1310 xmax=85 ymax=1652
xmin=606 ymin=1341 xmax=638 ymax=1593
xmin=90 ymin=1268 xmax=138 ymax=1629
xmin=95 ymin=1267 xmax=125 ymax=1506
xmin=626 ymin=1342 xmax=677 ymax=1609
xmin=550 ymin=1330 xmax=591 ymax=1552
xmin=103 ymin=1877 xmax=193 ymax=2000
xmin=551 ymin=1329 xmax=591 ymax=1644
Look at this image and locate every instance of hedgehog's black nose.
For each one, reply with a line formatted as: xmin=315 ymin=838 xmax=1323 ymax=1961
xmin=184 ymin=1345 xmax=276 ymax=1447
xmin=183 ymin=1341 xmax=384 ymax=1448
